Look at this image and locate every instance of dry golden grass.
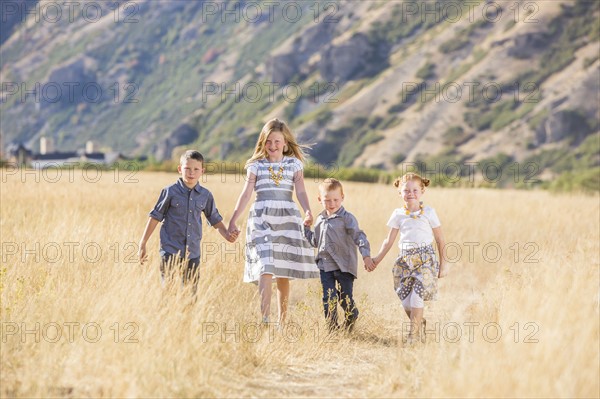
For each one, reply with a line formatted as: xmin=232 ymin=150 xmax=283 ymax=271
xmin=1 ymin=170 xmax=599 ymax=398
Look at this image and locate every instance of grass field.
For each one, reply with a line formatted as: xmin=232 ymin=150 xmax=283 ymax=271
xmin=1 ymin=170 xmax=599 ymax=398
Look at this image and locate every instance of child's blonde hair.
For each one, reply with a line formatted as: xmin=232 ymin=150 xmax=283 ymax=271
xmin=245 ymin=118 xmax=308 ymax=168
xmin=318 ymin=178 xmax=344 ymax=196
xmin=394 ymin=173 xmax=431 ymax=189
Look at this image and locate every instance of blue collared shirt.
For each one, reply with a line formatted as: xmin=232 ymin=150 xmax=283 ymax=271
xmin=149 ymin=178 xmax=223 ymax=259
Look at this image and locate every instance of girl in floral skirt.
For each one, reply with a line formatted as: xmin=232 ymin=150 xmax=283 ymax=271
xmin=370 ymin=173 xmax=449 ymax=343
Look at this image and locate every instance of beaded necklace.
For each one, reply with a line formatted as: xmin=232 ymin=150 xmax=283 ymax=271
xmin=404 ymin=201 xmax=424 ymax=219
xmin=268 ymin=161 xmax=284 ymax=186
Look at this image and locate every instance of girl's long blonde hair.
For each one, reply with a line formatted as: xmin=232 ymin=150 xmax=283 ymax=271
xmin=245 ymin=118 xmax=309 ymax=168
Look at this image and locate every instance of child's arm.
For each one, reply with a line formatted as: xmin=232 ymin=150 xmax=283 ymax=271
xmin=139 ymin=217 xmax=160 ymax=264
xmin=202 ymin=192 xmax=236 ymax=243
xmin=293 ymin=170 xmax=313 ymax=226
xmin=433 ymin=226 xmax=448 ymax=277
xmin=371 ymin=228 xmax=399 ymax=270
xmin=345 ymin=213 xmax=374 ymax=271
xmin=303 ymin=221 xmax=318 ymax=248
xmin=228 ymin=174 xmax=256 ymax=235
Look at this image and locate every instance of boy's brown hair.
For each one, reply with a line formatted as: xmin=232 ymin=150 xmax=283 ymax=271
xmin=180 ymin=150 xmax=204 ymax=164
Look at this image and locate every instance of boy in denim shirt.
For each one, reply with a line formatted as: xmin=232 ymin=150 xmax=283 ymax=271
xmin=139 ymin=150 xmax=236 ymax=292
xmin=304 ymin=178 xmax=374 ymax=331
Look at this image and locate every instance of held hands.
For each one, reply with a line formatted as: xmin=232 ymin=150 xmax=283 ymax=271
xmin=364 ymin=256 xmax=376 ymax=272
xmin=226 ymin=230 xmax=239 ymax=243
xmin=303 ymin=210 xmax=313 ymax=226
xmin=365 ymin=255 xmax=382 ymax=272
xmin=217 ymin=222 xmax=238 ymax=243
xmin=227 ymin=222 xmax=240 ymax=243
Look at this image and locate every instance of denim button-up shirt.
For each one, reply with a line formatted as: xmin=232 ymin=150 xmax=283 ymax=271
xmin=149 ymin=178 xmax=223 ymax=259
xmin=304 ymin=206 xmax=370 ymax=278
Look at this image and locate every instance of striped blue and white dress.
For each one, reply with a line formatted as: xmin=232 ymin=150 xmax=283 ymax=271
xmin=244 ymin=157 xmax=319 ymax=283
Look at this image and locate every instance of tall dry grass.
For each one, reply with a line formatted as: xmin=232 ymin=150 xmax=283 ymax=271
xmin=1 ymin=170 xmax=598 ymax=398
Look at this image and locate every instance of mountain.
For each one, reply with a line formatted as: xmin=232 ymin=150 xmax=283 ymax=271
xmin=1 ymin=0 xmax=598 ymax=185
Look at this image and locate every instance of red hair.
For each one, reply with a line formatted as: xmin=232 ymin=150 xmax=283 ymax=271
xmin=393 ymin=173 xmax=430 ymax=189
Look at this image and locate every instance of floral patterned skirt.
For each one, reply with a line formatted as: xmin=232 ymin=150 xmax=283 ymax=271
xmin=392 ymin=244 xmax=439 ymax=302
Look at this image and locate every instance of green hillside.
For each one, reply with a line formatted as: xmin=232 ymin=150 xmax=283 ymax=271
xmin=1 ymin=0 xmax=598 ymax=190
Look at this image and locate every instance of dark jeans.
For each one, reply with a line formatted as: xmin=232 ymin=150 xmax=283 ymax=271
xmin=320 ymin=269 xmax=359 ymax=330
xmin=160 ymin=254 xmax=200 ymax=294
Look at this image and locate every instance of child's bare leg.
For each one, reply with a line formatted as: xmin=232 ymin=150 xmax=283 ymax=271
xmin=401 ymin=296 xmax=412 ymax=319
xmin=259 ymin=274 xmax=273 ymax=322
xmin=403 ymin=289 xmax=425 ymax=341
xmin=276 ymin=278 xmax=290 ymax=325
xmin=410 ymin=307 xmax=424 ymax=339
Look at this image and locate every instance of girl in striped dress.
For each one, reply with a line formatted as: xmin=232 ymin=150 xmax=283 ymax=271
xmin=228 ymin=118 xmax=319 ymax=325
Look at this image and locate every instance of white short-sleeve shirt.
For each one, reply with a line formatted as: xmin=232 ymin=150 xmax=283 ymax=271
xmin=386 ymin=206 xmax=441 ymax=251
